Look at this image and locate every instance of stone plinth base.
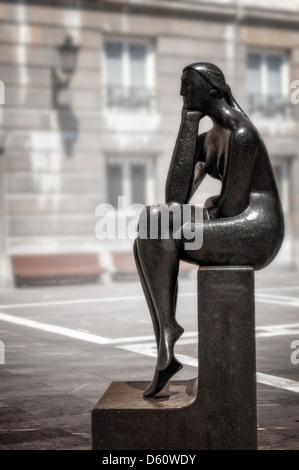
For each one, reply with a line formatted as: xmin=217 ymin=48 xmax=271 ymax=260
xmin=92 ymin=267 xmax=257 ymax=450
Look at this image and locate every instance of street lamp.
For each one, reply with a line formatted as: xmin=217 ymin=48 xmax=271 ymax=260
xmin=52 ymin=35 xmax=79 ymax=107
xmin=57 ymin=35 xmax=79 ymax=74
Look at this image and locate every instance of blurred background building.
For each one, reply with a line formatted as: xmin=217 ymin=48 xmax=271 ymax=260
xmin=0 ymin=0 xmax=299 ymax=286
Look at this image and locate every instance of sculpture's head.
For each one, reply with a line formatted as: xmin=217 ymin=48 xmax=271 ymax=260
xmin=181 ymin=62 xmax=233 ymax=113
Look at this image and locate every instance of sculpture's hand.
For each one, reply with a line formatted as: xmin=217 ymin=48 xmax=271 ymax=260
xmin=181 ymin=107 xmax=204 ymax=120
xmin=166 ymin=107 xmax=203 ymax=204
xmin=194 ymin=161 xmax=206 ymax=183
xmin=208 ymin=205 xmax=219 ymax=220
xmin=205 ymin=195 xmax=220 ymax=220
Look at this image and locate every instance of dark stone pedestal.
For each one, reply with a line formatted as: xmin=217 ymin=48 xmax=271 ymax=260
xmin=92 ymin=267 xmax=257 ymax=450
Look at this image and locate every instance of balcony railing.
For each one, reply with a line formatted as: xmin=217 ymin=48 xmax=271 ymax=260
xmin=105 ymin=86 xmax=156 ymax=110
xmin=248 ymin=94 xmax=292 ymax=118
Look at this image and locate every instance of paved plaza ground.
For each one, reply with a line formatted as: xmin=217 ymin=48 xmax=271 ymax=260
xmin=0 ymin=265 xmax=298 ymax=450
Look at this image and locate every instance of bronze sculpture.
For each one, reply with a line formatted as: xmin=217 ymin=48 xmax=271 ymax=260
xmin=133 ymin=62 xmax=284 ymax=398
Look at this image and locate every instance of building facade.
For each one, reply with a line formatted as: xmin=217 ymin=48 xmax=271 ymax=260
xmin=0 ymin=0 xmax=299 ymax=284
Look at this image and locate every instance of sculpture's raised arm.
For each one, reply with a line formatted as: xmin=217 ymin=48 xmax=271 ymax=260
xmin=165 ymin=109 xmax=205 ymax=204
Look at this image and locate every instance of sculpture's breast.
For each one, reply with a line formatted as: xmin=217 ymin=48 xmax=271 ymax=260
xmin=205 ymin=150 xmax=223 ymax=180
xmin=204 ymin=129 xmax=231 ymax=181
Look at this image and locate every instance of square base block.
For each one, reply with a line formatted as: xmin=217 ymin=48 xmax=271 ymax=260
xmin=92 ymin=267 xmax=257 ymax=450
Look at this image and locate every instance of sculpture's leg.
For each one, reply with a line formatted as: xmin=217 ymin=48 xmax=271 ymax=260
xmin=135 ymin=230 xmax=183 ymax=397
xmin=133 ymin=239 xmax=160 ymax=347
xmin=134 ymin=239 xmax=179 ymax=349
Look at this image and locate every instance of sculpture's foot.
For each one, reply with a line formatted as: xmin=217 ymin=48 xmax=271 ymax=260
xmin=143 ymin=356 xmax=183 ymax=398
xmin=157 ymin=323 xmax=184 ymax=371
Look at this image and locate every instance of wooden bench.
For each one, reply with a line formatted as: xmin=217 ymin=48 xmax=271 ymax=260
xmin=111 ymin=251 xmax=197 ymax=281
xmin=111 ymin=251 xmax=138 ymax=281
xmin=10 ymin=253 xmax=107 ymax=287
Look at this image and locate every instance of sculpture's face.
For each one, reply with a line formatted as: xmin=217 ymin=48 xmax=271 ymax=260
xmin=180 ymin=68 xmax=210 ymax=112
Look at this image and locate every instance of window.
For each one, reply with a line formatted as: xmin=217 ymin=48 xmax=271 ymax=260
xmin=103 ymin=39 xmax=155 ymax=110
xmin=247 ymin=50 xmax=290 ymax=117
xmin=106 ymin=157 xmax=155 ymax=209
xmin=131 ymin=164 xmax=146 ymax=205
xmin=107 ymin=163 xmax=122 ymax=209
xmin=273 ymin=160 xmax=291 ymax=214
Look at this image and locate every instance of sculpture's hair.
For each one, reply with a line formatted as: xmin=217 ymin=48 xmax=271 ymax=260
xmin=183 ymin=62 xmax=249 ymax=119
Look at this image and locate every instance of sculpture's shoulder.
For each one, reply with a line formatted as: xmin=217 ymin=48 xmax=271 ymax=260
xmin=231 ymin=114 xmax=261 ymax=147
xmin=228 ymin=125 xmax=265 ymax=172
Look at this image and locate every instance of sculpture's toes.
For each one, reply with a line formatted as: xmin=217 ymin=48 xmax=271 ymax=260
xmin=143 ymin=357 xmax=183 ymax=398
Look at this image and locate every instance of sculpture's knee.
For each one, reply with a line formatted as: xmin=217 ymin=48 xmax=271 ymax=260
xmin=137 ymin=203 xmax=182 ymax=241
xmin=137 ymin=205 xmax=151 ymax=240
